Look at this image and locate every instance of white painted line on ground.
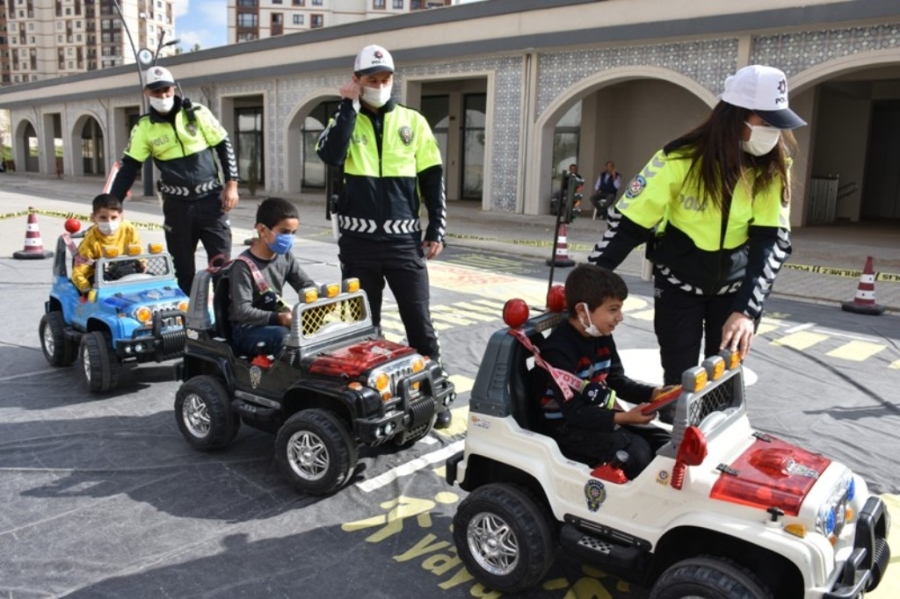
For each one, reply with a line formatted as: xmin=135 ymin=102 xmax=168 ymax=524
xmin=357 ymin=440 xmax=465 ymax=493
xmin=0 ymin=369 xmax=67 ymax=383
xmin=784 ymin=322 xmax=816 ymax=334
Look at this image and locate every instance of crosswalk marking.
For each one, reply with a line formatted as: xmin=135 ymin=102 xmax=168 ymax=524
xmin=891 ymin=360 xmax=900 ymax=370
xmin=772 ymin=331 xmax=829 ymax=350
xmin=436 ymin=304 xmax=497 ymax=322
xmin=452 ymin=301 xmax=503 ymax=317
xmin=826 ymin=341 xmax=885 ymax=361
xmin=434 ymin=405 xmax=470 ymax=438
xmin=431 ymin=311 xmax=480 ymax=327
xmin=628 ymin=309 xmax=654 ymax=321
xmin=756 ymin=323 xmax=780 ymax=336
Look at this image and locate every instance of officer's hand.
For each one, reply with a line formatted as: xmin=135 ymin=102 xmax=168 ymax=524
xmin=221 ymin=181 xmax=239 ymax=213
xmin=340 ymin=80 xmax=361 ymax=102
xmin=422 ymin=240 xmax=443 ymax=260
xmin=720 ymin=311 xmax=754 ymax=358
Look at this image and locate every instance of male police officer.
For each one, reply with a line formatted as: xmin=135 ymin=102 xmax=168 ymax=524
xmin=316 ymin=45 xmax=451 ymax=427
xmin=110 ymin=66 xmax=240 ymax=294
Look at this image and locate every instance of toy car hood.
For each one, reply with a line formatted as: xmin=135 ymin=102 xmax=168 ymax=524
xmin=100 ymin=287 xmax=186 ymax=310
xmin=308 ymin=339 xmax=417 ymax=378
xmin=710 ymin=435 xmax=831 ymax=516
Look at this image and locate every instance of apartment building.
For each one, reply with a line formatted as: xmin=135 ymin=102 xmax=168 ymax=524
xmin=228 ymin=0 xmax=453 ymax=43
xmin=0 ymin=0 xmax=175 ymax=85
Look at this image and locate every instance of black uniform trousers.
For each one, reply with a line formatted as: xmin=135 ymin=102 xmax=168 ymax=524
xmin=162 ymin=192 xmax=232 ymax=294
xmin=652 ymin=270 xmax=737 ymax=387
xmin=338 ymin=236 xmax=440 ymax=362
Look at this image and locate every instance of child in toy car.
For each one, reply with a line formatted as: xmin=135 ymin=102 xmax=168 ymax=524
xmin=71 ymin=193 xmax=144 ymax=293
xmin=229 ymin=197 xmax=316 ymax=358
xmin=535 ymin=264 xmax=671 ymax=479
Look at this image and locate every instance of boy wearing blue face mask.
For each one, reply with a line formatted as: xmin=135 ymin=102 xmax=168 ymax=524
xmin=535 ymin=264 xmax=670 ymax=480
xmin=229 ymin=197 xmax=315 ymax=358
xmin=72 ymin=193 xmax=142 ymax=293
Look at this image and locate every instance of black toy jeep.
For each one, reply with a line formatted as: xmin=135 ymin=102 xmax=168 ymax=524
xmin=174 ymin=269 xmax=455 ymax=496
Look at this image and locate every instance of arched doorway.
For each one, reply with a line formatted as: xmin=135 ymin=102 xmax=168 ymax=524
xmin=284 ymin=91 xmax=340 ymax=196
xmin=16 ymin=120 xmax=39 ymax=172
xmin=69 ymin=114 xmax=106 ymax=177
xmin=528 ymin=66 xmax=715 ymax=216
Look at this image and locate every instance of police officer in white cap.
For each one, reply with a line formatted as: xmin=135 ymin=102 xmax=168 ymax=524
xmin=316 ymin=44 xmax=452 ymax=428
xmin=588 ymin=64 xmax=806 ymax=422
xmin=110 ymin=65 xmax=240 ymax=294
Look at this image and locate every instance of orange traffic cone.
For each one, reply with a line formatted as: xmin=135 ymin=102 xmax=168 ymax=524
xmin=841 ymin=256 xmax=884 ymax=316
xmin=546 ymin=222 xmax=575 ymax=267
xmin=13 ymin=209 xmax=54 ymax=260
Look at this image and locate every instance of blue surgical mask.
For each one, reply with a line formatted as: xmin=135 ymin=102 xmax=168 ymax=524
xmin=266 ymin=229 xmax=295 ymax=255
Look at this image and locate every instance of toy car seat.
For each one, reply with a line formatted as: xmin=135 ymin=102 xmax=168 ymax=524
xmin=212 ymin=272 xmax=234 ymax=342
xmin=508 ymin=332 xmax=545 ymax=432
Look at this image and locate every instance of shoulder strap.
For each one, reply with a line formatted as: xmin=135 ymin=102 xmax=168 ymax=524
xmin=63 ymin=232 xmax=94 ymax=266
xmin=235 ymin=255 xmax=271 ymax=294
xmin=509 ymin=328 xmax=583 ymax=401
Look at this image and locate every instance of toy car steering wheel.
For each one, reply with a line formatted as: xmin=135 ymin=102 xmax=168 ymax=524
xmin=641 ymin=385 xmax=683 ymax=415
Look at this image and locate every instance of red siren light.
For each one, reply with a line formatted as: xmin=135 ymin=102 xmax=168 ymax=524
xmin=502 ymin=298 xmax=529 ymax=329
xmin=547 ymin=284 xmax=566 ymax=312
xmin=64 ymin=218 xmax=81 ymax=233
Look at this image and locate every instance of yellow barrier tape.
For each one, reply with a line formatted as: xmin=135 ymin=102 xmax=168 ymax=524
xmin=0 ymin=207 xmax=168 ymax=232
xmin=782 ymin=262 xmax=900 ymax=283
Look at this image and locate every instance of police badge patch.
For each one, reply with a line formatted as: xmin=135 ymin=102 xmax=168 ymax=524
xmin=584 ymin=479 xmax=607 ymax=512
xmin=625 ymin=175 xmax=646 ymax=199
xmin=399 ymin=126 xmax=414 ymax=146
xmin=250 ymin=365 xmax=262 ymax=389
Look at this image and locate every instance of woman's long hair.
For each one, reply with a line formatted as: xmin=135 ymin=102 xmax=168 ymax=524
xmin=664 ymin=101 xmax=796 ymax=211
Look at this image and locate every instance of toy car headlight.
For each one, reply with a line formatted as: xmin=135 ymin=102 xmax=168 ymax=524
xmin=343 ymin=278 xmax=360 ymax=293
xmin=147 ymin=243 xmax=163 ymax=254
xmin=302 ymin=287 xmax=318 ymax=303
xmin=126 ymin=244 xmax=141 ymax=256
xmin=102 ymin=246 xmax=119 ymax=258
xmin=816 ymin=475 xmax=852 ymax=543
xmin=411 ymin=357 xmax=425 ymax=373
xmin=368 ymin=371 xmax=392 ymax=400
xmin=320 ymin=283 xmax=340 ymax=298
xmin=177 ymin=300 xmax=189 ymax=312
xmin=134 ymin=306 xmax=153 ymax=324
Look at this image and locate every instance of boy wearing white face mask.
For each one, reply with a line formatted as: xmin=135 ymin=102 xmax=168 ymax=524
xmin=72 ymin=194 xmax=142 ymax=293
xmin=535 ymin=264 xmax=671 ymax=480
xmin=588 ymin=65 xmax=806 ymax=422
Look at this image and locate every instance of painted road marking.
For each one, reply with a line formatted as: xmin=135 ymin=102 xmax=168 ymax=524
xmin=628 ymin=309 xmax=654 ymax=321
xmin=434 ymin=406 xmax=470 ymax=438
xmin=784 ymin=322 xmax=816 ymax=334
xmin=772 ymin=330 xmax=830 ymax=350
xmin=356 ymin=440 xmax=466 ymax=492
xmin=891 ymin=360 xmax=900 ymax=370
xmin=435 ymin=304 xmax=497 ymax=322
xmin=826 ymin=340 xmax=885 ymax=361
xmin=430 ymin=311 xmax=480 ymax=327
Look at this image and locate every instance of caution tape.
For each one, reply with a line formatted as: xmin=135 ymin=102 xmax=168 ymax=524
xmin=781 ymin=262 xmax=900 ymax=283
xmin=0 ymin=207 xmax=168 ymax=232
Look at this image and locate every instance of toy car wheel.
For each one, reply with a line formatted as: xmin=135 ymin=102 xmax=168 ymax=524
xmin=174 ymin=375 xmax=237 ymax=451
xmin=275 ymin=409 xmax=357 ymax=496
xmin=79 ymin=331 xmax=120 ymax=393
xmin=650 ymin=556 xmax=773 ymax=599
xmin=39 ymin=311 xmax=75 ymax=367
xmin=453 ymin=483 xmax=556 ymax=594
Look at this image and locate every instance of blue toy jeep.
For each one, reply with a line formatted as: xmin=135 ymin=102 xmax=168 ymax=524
xmin=39 ymin=231 xmax=188 ymax=393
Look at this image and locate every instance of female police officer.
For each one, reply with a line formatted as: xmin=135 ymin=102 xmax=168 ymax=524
xmin=588 ymin=65 xmax=806 ymax=421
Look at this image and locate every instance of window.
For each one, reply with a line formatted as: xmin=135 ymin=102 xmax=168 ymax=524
xmin=292 ymin=0 xmax=304 ymax=4
xmin=28 ymin=21 xmax=32 ymax=29
xmin=373 ymin=0 xmax=385 ymax=8
xmin=237 ymin=13 xmax=257 ymax=27
xmin=310 ymin=13 xmax=322 ymax=27
xmin=393 ymin=0 xmax=402 ymax=8
xmin=77 ymin=34 xmax=81 ymax=41
xmin=272 ymin=13 xmax=282 ymax=24
xmin=292 ymin=14 xmax=303 ymax=24
xmin=273 ymin=0 xmax=281 ymax=3
xmin=311 ymin=0 xmax=321 ymax=5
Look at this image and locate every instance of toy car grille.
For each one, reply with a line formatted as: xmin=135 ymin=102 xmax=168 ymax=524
xmin=144 ymin=256 xmax=172 ymax=276
xmin=301 ymin=296 xmax=364 ymax=338
xmin=688 ymin=382 xmax=733 ymax=426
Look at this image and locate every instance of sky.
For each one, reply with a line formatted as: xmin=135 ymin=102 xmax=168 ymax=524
xmin=172 ymin=0 xmax=485 ymax=53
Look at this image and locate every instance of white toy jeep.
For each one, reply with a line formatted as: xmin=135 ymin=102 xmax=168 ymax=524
xmin=445 ymin=301 xmax=890 ymax=598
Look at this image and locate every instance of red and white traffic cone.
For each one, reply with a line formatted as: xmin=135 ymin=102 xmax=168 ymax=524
xmin=841 ymin=256 xmax=884 ymax=316
xmin=546 ymin=222 xmax=575 ymax=267
xmin=13 ymin=209 xmax=54 ymax=260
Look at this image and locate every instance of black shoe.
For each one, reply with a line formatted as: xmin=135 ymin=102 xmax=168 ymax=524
xmin=434 ymin=410 xmax=452 ymax=429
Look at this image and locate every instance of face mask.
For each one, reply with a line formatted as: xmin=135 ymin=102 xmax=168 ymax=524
xmin=266 ymin=229 xmax=295 ymax=255
xmin=96 ymin=220 xmax=119 ymax=236
xmin=150 ymin=95 xmax=175 ymax=114
xmin=361 ymin=85 xmax=392 ymax=108
xmin=577 ymin=302 xmax=603 ymax=337
xmin=742 ymin=122 xmax=781 ymax=156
